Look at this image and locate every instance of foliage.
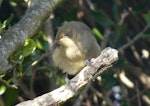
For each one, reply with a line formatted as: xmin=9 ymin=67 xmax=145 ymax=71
xmin=0 ymin=0 xmax=150 ymax=106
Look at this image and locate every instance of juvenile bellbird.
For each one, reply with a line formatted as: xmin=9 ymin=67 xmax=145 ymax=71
xmin=52 ymin=21 xmax=101 ymax=75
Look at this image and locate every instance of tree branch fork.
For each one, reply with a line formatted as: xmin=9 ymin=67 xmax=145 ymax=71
xmin=16 ymin=47 xmax=119 ymax=106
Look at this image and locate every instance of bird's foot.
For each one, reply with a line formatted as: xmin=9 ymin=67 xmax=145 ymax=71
xmin=65 ymin=74 xmax=76 ymax=92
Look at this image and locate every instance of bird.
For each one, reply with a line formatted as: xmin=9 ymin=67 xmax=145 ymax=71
xmin=52 ymin=21 xmax=101 ymax=76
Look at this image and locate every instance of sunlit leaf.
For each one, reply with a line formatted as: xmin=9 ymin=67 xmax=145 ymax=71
xmin=35 ymin=39 xmax=44 ymax=50
xmin=57 ymin=76 xmax=65 ymax=86
xmin=0 ymin=74 xmax=5 ymax=78
xmin=9 ymin=1 xmax=17 ymax=7
xmin=21 ymin=39 xmax=36 ymax=57
xmin=0 ymin=85 xmax=6 ymax=95
xmin=1 ymin=14 xmax=14 ymax=29
xmin=92 ymin=28 xmax=103 ymax=40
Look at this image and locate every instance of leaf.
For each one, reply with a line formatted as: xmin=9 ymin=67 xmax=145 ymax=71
xmin=0 ymin=14 xmax=14 ymax=34
xmin=57 ymin=76 xmax=66 ymax=86
xmin=92 ymin=28 xmax=103 ymax=40
xmin=140 ymin=34 xmax=150 ymax=39
xmin=36 ymin=39 xmax=44 ymax=50
xmin=4 ymin=88 xmax=18 ymax=106
xmin=1 ymin=13 xmax=14 ymax=29
xmin=21 ymin=39 xmax=36 ymax=57
xmin=0 ymin=85 xmax=6 ymax=95
xmin=143 ymin=11 xmax=150 ymax=26
xmin=43 ymin=41 xmax=50 ymax=52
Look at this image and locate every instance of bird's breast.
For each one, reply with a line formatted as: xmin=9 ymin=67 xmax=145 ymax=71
xmin=52 ymin=46 xmax=85 ymax=75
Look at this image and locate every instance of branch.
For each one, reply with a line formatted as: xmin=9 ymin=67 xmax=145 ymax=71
xmin=15 ymin=47 xmax=118 ymax=106
xmin=0 ymin=0 xmax=62 ymax=73
xmin=118 ymin=25 xmax=149 ymax=52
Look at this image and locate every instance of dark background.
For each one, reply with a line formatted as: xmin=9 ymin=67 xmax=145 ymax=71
xmin=0 ymin=0 xmax=150 ymax=106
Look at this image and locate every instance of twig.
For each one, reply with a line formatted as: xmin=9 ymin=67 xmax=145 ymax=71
xmin=130 ymin=65 xmax=150 ymax=88
xmin=114 ymin=10 xmax=129 ymax=44
xmin=77 ymin=0 xmax=95 ymax=27
xmin=118 ymin=10 xmax=129 ymax=26
xmin=128 ymin=37 xmax=144 ymax=66
xmin=86 ymin=0 xmax=95 ymax=11
xmin=135 ymin=81 xmax=141 ymax=106
xmin=91 ymin=86 xmax=114 ymax=106
xmin=119 ymin=25 xmax=149 ymax=52
xmin=0 ymin=78 xmax=17 ymax=89
xmin=129 ymin=88 xmax=148 ymax=102
xmin=22 ymin=53 xmax=49 ymax=77
xmin=19 ymin=80 xmax=36 ymax=99
xmin=101 ymin=27 xmax=111 ymax=49
xmin=15 ymin=47 xmax=118 ymax=106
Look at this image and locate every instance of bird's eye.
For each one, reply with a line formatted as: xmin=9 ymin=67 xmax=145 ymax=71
xmin=65 ymin=32 xmax=70 ymax=37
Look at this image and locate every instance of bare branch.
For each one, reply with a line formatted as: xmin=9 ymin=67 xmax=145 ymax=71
xmin=15 ymin=47 xmax=118 ymax=106
xmin=0 ymin=0 xmax=62 ymax=73
xmin=101 ymin=27 xmax=111 ymax=49
xmin=118 ymin=25 xmax=149 ymax=52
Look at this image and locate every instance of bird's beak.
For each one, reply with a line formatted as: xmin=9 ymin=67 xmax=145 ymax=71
xmin=52 ymin=40 xmax=59 ymax=48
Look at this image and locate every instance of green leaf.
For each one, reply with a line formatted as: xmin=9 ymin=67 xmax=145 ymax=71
xmin=4 ymin=88 xmax=18 ymax=106
xmin=92 ymin=28 xmax=103 ymax=40
xmin=21 ymin=39 xmax=36 ymax=57
xmin=36 ymin=39 xmax=44 ymax=50
xmin=140 ymin=34 xmax=150 ymax=39
xmin=57 ymin=76 xmax=66 ymax=86
xmin=143 ymin=11 xmax=150 ymax=26
xmin=43 ymin=41 xmax=50 ymax=52
xmin=0 ymin=14 xmax=14 ymax=34
xmin=10 ymin=39 xmax=36 ymax=64
xmin=9 ymin=1 xmax=17 ymax=7
xmin=0 ymin=85 xmax=6 ymax=95
xmin=1 ymin=13 xmax=14 ymax=29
